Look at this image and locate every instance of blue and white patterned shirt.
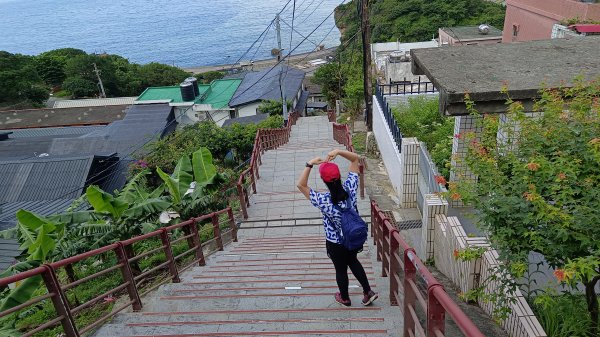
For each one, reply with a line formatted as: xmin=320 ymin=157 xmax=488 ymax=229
xmin=309 ymin=172 xmax=359 ymax=244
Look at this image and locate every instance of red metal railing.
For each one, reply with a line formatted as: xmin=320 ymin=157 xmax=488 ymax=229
xmin=332 ymin=122 xmax=365 ymax=198
xmin=0 ymin=207 xmax=237 ymax=337
xmin=237 ymin=113 xmax=299 ymax=219
xmin=371 ymin=199 xmax=485 ymax=337
xmin=327 ymin=110 xmax=336 ymax=123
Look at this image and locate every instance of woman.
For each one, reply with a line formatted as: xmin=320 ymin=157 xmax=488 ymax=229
xmin=296 ymin=149 xmax=378 ymax=307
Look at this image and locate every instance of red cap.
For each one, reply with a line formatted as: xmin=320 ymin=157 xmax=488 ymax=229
xmin=319 ymin=162 xmax=341 ymax=182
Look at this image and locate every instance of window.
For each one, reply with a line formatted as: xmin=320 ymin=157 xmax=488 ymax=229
xmin=229 ymin=109 xmax=237 ymax=119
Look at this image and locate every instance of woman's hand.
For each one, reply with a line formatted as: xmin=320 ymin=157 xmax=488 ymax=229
xmin=308 ymin=157 xmax=325 ymax=165
xmin=326 ymin=149 xmax=339 ymax=162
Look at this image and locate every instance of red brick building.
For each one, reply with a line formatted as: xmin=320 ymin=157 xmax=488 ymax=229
xmin=503 ymin=0 xmax=600 ymax=42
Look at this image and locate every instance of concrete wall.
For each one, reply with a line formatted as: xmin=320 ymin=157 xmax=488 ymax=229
xmin=503 ymin=0 xmax=600 ymax=42
xmin=435 ymin=215 xmax=547 ymax=337
xmin=438 ymin=28 xmax=503 ymax=46
xmin=236 ymin=102 xmax=261 ymax=118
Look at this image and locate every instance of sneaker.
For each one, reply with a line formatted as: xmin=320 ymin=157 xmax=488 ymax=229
xmin=362 ymin=290 xmax=378 ymax=306
xmin=335 ymin=292 xmax=351 ymax=307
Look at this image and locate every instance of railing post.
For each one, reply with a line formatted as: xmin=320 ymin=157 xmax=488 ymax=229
xmin=389 ymin=230 xmax=400 ymax=306
xmin=212 ymin=213 xmax=224 ymax=251
xmin=403 ymin=248 xmax=417 ymax=337
xmin=427 ymin=285 xmax=446 ymax=337
xmin=381 ymin=222 xmax=390 ymax=277
xmin=41 ymin=265 xmax=80 ymax=337
xmin=114 ymin=243 xmax=142 ymax=311
xmin=159 ymin=229 xmax=180 ymax=282
xmin=188 ymin=218 xmax=206 ymax=266
xmin=227 ymin=207 xmax=238 ymax=242
xmin=370 ymin=200 xmax=375 ymax=239
xmin=237 ymin=183 xmax=248 ymax=219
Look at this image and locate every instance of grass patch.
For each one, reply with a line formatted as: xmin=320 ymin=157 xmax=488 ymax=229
xmin=531 ymin=293 xmax=594 ymax=337
xmin=352 ymin=132 xmax=367 ymax=154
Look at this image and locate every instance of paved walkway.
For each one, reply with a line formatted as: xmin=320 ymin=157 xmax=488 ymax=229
xmin=93 ymin=116 xmax=401 ymax=336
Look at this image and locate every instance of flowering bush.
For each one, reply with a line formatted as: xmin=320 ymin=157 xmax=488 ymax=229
xmin=450 ymin=78 xmax=600 ymax=334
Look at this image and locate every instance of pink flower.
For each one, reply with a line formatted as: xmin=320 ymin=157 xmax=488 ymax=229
xmin=103 ymin=295 xmax=115 ymax=304
xmin=526 ymin=162 xmax=540 ymax=171
xmin=454 ymin=133 xmax=462 ymax=140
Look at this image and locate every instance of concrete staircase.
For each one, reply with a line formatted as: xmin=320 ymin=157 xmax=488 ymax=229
xmin=92 ymin=116 xmax=402 ymax=337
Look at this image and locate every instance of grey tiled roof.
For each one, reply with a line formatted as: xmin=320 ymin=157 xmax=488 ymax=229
xmin=0 ymin=238 xmax=21 ymax=273
xmin=0 ymin=156 xmax=94 ymax=203
xmin=229 ymin=65 xmax=305 ymax=107
xmin=0 ymin=199 xmax=76 ymax=226
xmin=50 ymin=104 xmax=174 ymax=158
xmin=1 ymin=126 xmax=106 ymax=138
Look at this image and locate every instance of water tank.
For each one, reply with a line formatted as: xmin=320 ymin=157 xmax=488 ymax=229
xmin=180 ymin=82 xmax=196 ymax=102
xmin=185 ymin=77 xmax=200 ymax=96
xmin=478 ymin=24 xmax=490 ymax=35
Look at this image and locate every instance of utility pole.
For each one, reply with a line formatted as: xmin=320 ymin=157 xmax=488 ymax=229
xmin=360 ymin=0 xmax=373 ymax=131
xmin=275 ymin=13 xmax=288 ymax=126
xmin=93 ymin=63 xmax=106 ymax=98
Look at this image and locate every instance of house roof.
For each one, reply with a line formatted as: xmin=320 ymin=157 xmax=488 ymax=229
xmin=440 ymin=25 xmax=503 ymax=41
xmin=0 ymin=199 xmax=77 ymax=226
xmin=410 ymin=37 xmax=600 ymax=115
xmin=136 ymin=79 xmax=242 ymax=109
xmin=569 ymin=24 xmax=600 ymax=34
xmin=229 ymin=65 xmax=305 ymax=108
xmin=0 ymin=156 xmax=95 ymax=203
xmin=222 ymin=113 xmax=270 ymax=127
xmin=52 ymin=97 xmax=138 ymax=109
xmin=1 ymin=125 xmax=105 ymax=138
xmin=0 ymin=105 xmax=126 ymax=129
xmin=49 ymin=104 xmax=173 ymax=158
xmin=0 ymin=238 xmax=21 ymax=272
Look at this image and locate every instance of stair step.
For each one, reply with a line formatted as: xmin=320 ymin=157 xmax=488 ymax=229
xmin=94 ymin=322 xmax=391 ymax=337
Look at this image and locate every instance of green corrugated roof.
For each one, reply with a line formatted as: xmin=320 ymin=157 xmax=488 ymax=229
xmin=136 ymin=79 xmax=241 ymax=108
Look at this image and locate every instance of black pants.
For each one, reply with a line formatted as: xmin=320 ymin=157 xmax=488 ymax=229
xmin=326 ymin=241 xmax=371 ymax=301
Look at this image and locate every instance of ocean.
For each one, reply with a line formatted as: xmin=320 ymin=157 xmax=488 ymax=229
xmin=0 ymin=0 xmax=342 ymax=67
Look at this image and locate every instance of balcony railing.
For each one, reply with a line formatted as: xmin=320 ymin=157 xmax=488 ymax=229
xmin=375 ymin=85 xmax=403 ymax=153
xmin=378 ymin=76 xmax=437 ymax=96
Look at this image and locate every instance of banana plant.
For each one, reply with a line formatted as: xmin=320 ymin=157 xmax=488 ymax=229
xmin=157 ymin=147 xmax=228 ymax=220
xmin=0 ymin=210 xmax=62 ymax=312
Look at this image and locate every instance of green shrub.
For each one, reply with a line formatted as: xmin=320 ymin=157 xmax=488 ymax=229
xmin=392 ymin=95 xmax=453 ymax=179
xmin=532 ymin=293 xmax=593 ymax=337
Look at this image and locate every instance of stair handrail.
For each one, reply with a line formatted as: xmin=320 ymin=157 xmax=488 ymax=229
xmin=236 ymin=112 xmax=300 ymax=219
xmin=370 ymin=199 xmax=485 ymax=337
xmin=0 ymin=207 xmax=237 ymax=337
xmin=332 ymin=122 xmax=365 ymax=198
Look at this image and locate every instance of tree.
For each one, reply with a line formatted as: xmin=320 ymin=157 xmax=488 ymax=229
xmin=312 ymin=62 xmax=346 ymax=105
xmin=0 ymin=52 xmax=48 ymax=105
xmin=257 ymin=99 xmax=292 ymax=116
xmin=138 ymin=62 xmax=190 ymax=89
xmin=451 ymin=78 xmax=600 ymax=334
xmin=198 ymin=70 xmax=224 ymax=84
xmin=34 ymin=55 xmax=66 ymax=87
xmin=62 ymin=76 xmax=97 ymax=98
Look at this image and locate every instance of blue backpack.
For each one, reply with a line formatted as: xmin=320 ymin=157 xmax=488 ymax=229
xmin=333 ymin=197 xmax=368 ymax=251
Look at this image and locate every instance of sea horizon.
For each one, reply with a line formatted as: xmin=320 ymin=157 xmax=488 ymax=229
xmin=0 ymin=0 xmax=342 ymax=68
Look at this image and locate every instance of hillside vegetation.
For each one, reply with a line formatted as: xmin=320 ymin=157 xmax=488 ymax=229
xmin=336 ymin=0 xmax=506 ymax=43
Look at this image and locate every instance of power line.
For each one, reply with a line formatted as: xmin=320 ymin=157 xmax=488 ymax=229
xmin=230 ymin=0 xmax=348 ymax=104
xmin=299 ymin=0 xmax=328 ymax=24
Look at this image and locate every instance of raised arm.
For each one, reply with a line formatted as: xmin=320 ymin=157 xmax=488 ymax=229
xmin=327 ymin=149 xmax=359 ymax=173
xmin=296 ymin=157 xmax=325 ymax=199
